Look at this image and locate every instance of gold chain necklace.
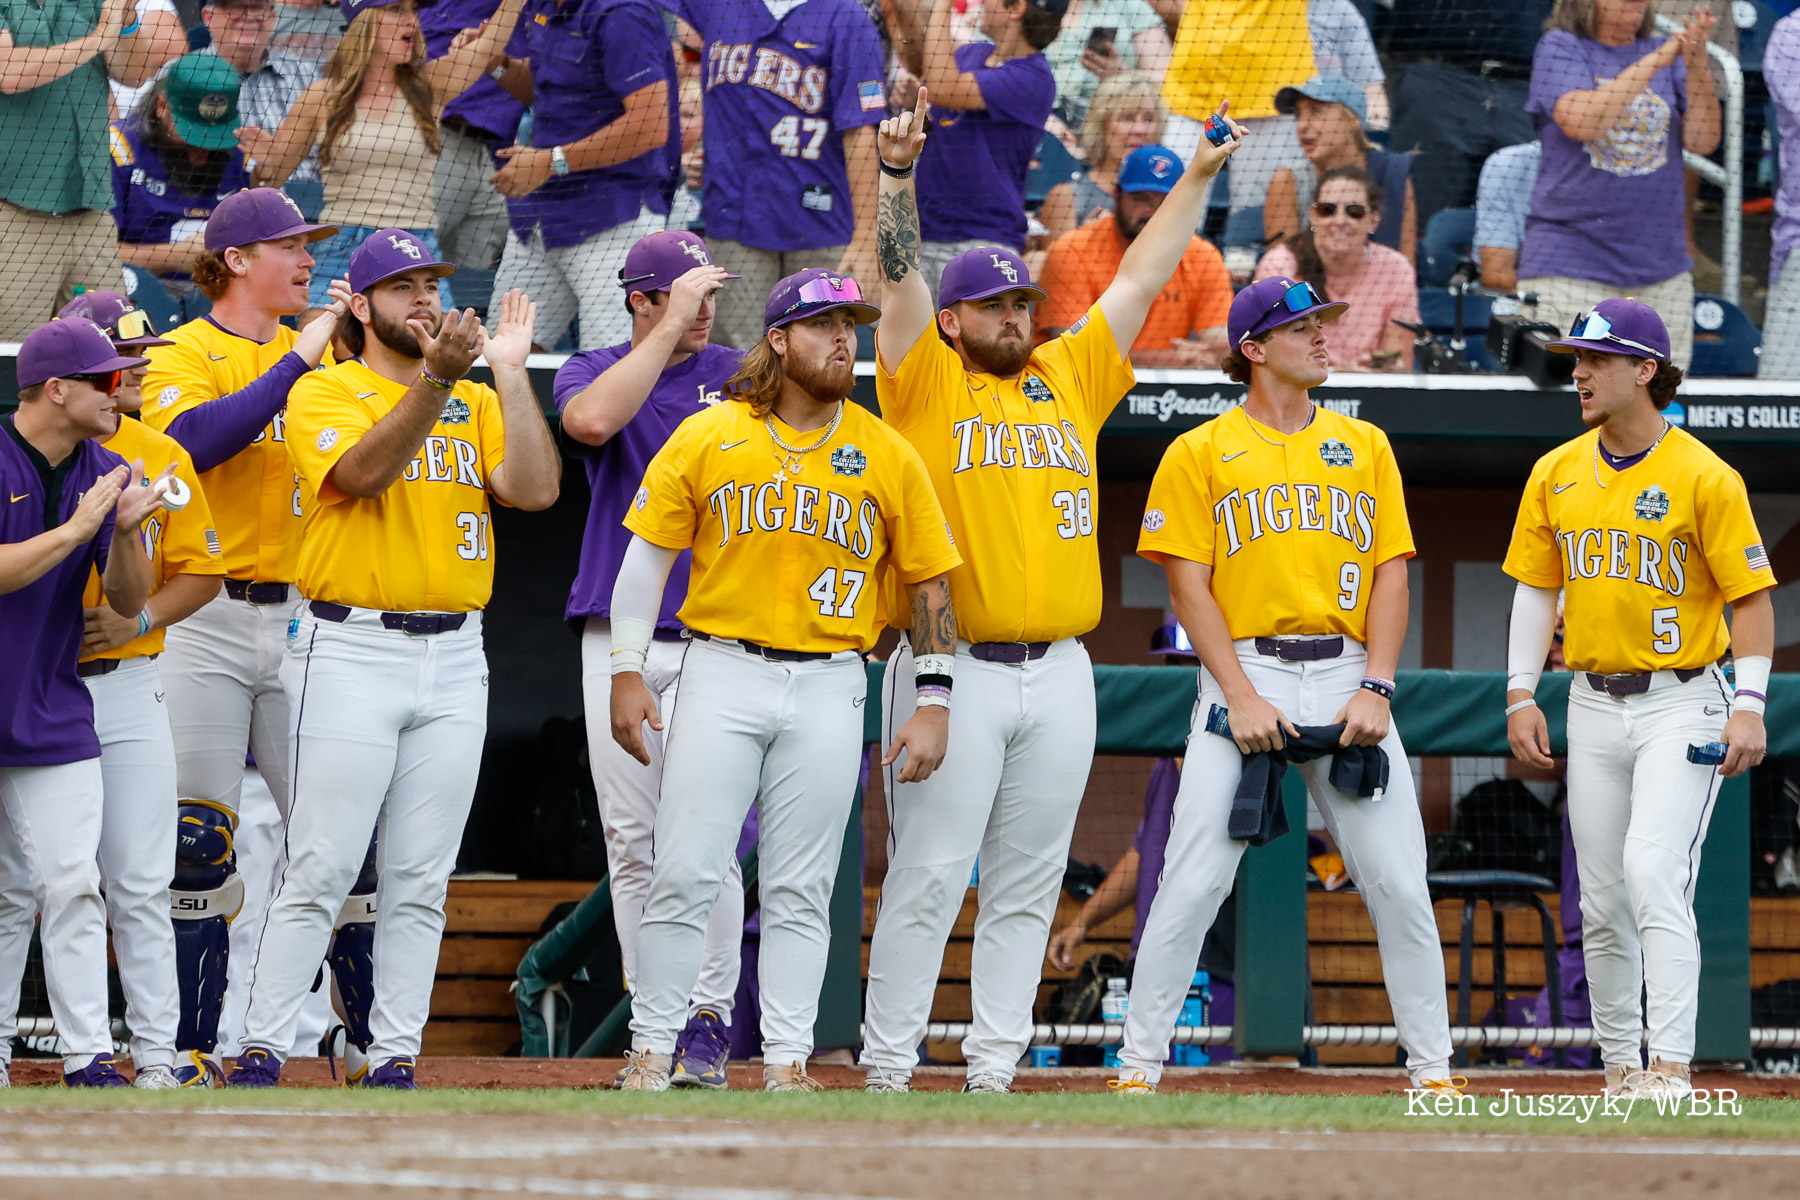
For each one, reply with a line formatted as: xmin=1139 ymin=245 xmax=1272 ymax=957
xmin=1592 ymin=419 xmax=1671 ymax=490
xmin=765 ymin=401 xmax=844 ymax=480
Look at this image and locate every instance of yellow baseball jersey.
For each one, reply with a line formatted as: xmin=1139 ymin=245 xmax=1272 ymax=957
xmin=877 ymin=301 xmax=1134 ymax=644
xmin=285 ymin=360 xmax=508 ymax=613
xmin=1137 ymin=405 xmax=1414 ymax=642
xmin=140 ymin=318 xmax=330 ymax=583
xmin=626 ymin=400 xmax=962 ymax=654
xmin=80 ymin=415 xmax=225 ymax=662
xmin=1503 ymin=426 xmax=1776 ymax=674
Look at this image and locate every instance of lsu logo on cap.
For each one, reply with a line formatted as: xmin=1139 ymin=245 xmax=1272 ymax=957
xmin=830 ymin=444 xmax=867 ymax=477
xmin=388 ymin=234 xmax=423 ymax=260
xmin=990 ymin=253 xmax=1019 ymax=284
xmin=1633 ymin=486 xmax=1670 ymax=522
xmin=1319 ymin=439 xmax=1354 ymax=467
xmin=680 ymin=238 xmax=711 ymax=265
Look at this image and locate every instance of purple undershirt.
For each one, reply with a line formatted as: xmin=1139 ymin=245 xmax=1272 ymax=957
xmin=163 ymin=320 xmax=310 ymax=472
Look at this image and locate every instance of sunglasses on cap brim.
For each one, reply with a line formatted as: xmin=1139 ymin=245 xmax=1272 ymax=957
xmin=1566 ymin=310 xmax=1664 ymax=357
xmin=107 ymin=308 xmax=159 ymax=342
xmin=1243 ymin=280 xmax=1329 ymax=342
xmin=780 ymin=275 xmax=865 ymax=318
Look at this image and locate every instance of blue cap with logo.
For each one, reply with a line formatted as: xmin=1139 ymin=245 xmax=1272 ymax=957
xmin=938 ymin=245 xmax=1047 ymax=308
xmin=348 ymin=227 xmax=456 ymax=293
xmin=1117 ymin=144 xmax=1183 ymax=194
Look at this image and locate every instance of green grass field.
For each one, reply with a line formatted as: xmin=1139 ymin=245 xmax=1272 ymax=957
xmin=1 ymin=1086 xmax=1795 ymax=1140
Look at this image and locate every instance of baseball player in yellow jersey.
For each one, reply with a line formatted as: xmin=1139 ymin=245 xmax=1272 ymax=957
xmin=1114 ymin=275 xmax=1456 ymax=1096
xmin=222 ymin=231 xmax=558 ymax=1090
xmin=1503 ymin=299 xmax=1776 ymax=1102
xmin=608 ymin=269 xmax=962 ymax=1093
xmin=856 ymin=92 xmax=1242 ymax=1094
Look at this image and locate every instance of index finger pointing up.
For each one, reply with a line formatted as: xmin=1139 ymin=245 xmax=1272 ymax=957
xmin=914 ymin=84 xmax=930 ymax=125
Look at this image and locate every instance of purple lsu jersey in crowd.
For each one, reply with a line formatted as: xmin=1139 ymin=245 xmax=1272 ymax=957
xmin=674 ymin=0 xmax=885 ymax=251
xmin=421 ymin=0 xmax=527 ymax=143
xmin=109 ymin=119 xmax=253 ymax=261
xmin=0 ymin=416 xmax=125 ymax=766
xmin=509 ymin=0 xmax=680 ymax=250
xmin=553 ymin=341 xmax=744 ymax=629
xmin=915 ymin=43 xmax=1055 ymax=250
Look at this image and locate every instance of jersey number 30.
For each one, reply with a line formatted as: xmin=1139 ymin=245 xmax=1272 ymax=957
xmin=808 ymin=567 xmax=865 ymax=617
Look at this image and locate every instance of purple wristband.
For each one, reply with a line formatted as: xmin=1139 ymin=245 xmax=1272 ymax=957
xmin=1735 ymin=688 xmax=1767 ymax=704
xmin=420 ymin=369 xmax=458 ymax=391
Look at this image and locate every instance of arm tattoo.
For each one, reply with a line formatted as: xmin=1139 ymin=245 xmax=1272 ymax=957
xmin=877 ymin=190 xmax=921 ymax=284
xmin=909 ymin=577 xmax=957 ymax=655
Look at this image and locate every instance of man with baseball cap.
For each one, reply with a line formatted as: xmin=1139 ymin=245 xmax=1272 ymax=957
xmin=855 ymin=93 xmax=1242 ymax=1095
xmin=608 ymin=267 xmax=960 ymax=1091
xmin=1038 ymin=144 xmax=1234 ymax=367
xmin=554 ymin=229 xmax=747 ymax=1088
xmin=136 ymin=186 xmax=350 ymax=1083
xmin=0 ymin=317 xmax=171 ymax=1085
xmin=0 ymin=295 xmax=224 ymax=1089
xmin=228 ymin=230 xmax=558 ymax=1088
xmin=1503 ymin=298 xmax=1775 ymax=1100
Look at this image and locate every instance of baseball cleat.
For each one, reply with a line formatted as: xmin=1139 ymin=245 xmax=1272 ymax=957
xmin=1603 ymin=1063 xmax=1634 ymax=1097
xmin=63 ymin=1058 xmax=129 ymax=1088
xmin=863 ymin=1068 xmax=910 ymax=1094
xmin=363 ymin=1058 xmax=418 ymax=1090
xmin=620 ymin=1049 xmax=672 ymax=1092
xmin=1107 ymin=1072 xmax=1157 ymax=1095
xmin=172 ymin=1050 xmax=226 ymax=1088
xmin=132 ymin=1064 xmax=181 ymax=1090
xmin=762 ymin=1062 xmax=825 ymax=1092
xmin=1623 ymin=1058 xmax=1693 ymax=1102
xmin=962 ymin=1073 xmax=1011 ymax=1094
xmin=1412 ymin=1075 xmax=1469 ymax=1097
xmin=226 ymin=1046 xmax=283 ymax=1088
xmin=670 ymin=1008 xmax=731 ymax=1089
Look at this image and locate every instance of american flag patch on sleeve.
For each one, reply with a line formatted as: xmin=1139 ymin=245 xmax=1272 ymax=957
xmin=1746 ymin=543 xmax=1771 ymax=571
xmin=859 ymin=81 xmax=884 ymax=111
xmin=205 ymin=529 xmax=222 ymax=557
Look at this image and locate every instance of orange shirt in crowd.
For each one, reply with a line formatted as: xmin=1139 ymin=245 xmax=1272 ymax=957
xmin=1036 ymin=216 xmax=1233 ymax=353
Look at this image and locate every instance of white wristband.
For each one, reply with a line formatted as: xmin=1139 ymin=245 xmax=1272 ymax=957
xmin=1504 ymin=698 xmax=1537 ymax=717
xmin=609 ymin=615 xmax=655 ymax=677
xmin=1733 ymin=654 xmax=1770 ymax=716
xmin=915 ymin=692 xmax=950 ymax=709
xmin=913 ymin=653 xmax=955 ymax=679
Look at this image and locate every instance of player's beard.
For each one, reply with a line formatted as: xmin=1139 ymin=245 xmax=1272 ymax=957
xmin=783 ymin=345 xmax=855 ymax=405
xmin=960 ymin=324 xmax=1031 ymax=377
xmin=370 ymin=307 xmax=442 ymax=360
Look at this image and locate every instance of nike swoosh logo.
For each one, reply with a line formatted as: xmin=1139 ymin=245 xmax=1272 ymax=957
xmin=1704 ymin=706 xmax=1724 ymax=715
xmin=209 ymin=353 xmax=228 ymax=361
xmin=1553 ymin=482 xmax=1577 ymax=493
xmin=853 ymin=695 xmax=866 ymax=706
xmin=8 ymin=493 xmax=26 ymax=502
xmin=357 ymin=391 xmax=378 ymax=399
xmin=155 ymin=692 xmax=165 ymax=703
xmin=720 ymin=439 xmax=748 ymax=451
xmin=1223 ymin=451 xmax=1247 ymax=462
xmin=795 ymin=40 xmax=818 ymax=47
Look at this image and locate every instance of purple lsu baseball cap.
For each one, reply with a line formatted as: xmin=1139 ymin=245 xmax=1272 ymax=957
xmin=205 ymin=188 xmax=337 ymax=251
xmin=763 ymin=267 xmax=881 ymax=331
xmin=348 ymin=227 xmax=456 ymax=293
xmin=1546 ymin=297 xmax=1671 ymax=361
xmin=57 ymin=291 xmax=175 ymax=348
xmin=619 ymin=230 xmax=739 ymax=294
xmin=17 ymin=318 xmax=151 ymax=389
xmin=938 ymin=245 xmax=1047 ymax=308
xmin=1228 ymin=276 xmax=1348 ymax=346
xmin=341 ymin=0 xmax=407 ymax=28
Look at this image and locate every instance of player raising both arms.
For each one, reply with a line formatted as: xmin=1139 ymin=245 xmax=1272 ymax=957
xmin=1503 ymin=299 xmax=1775 ymax=1101
xmin=610 ymin=269 xmax=961 ymax=1093
xmin=1115 ymin=276 xmax=1457 ymax=1097
xmin=857 ymin=90 xmax=1241 ymax=1095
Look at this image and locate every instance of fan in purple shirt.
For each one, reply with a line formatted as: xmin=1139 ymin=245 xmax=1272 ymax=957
xmin=552 ymin=229 xmax=747 ymax=1090
xmin=667 ymin=0 xmax=886 ymax=349
xmin=889 ymin=0 xmax=1062 ymax=296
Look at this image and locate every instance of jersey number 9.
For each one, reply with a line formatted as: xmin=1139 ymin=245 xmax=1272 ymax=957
xmin=1337 ymin=562 xmax=1362 ymax=611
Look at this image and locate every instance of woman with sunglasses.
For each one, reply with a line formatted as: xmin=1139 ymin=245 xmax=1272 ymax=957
xmin=1255 ymin=165 xmax=1417 ymax=372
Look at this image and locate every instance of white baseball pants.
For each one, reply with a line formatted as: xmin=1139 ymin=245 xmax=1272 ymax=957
xmin=241 ymin=606 xmax=487 ymax=1063
xmin=1121 ymin=638 xmax=1453 ymax=1086
xmin=0 ymin=758 xmax=112 ymax=1070
xmin=580 ymin=621 xmax=741 ymax=1018
xmin=629 ymin=636 xmax=865 ymax=1064
xmin=1566 ymin=666 xmax=1730 ymax=1068
xmin=861 ymin=637 xmax=1096 ymax=1083
xmin=158 ymin=590 xmax=300 ymax=820
xmin=491 ymin=207 xmax=663 ymax=350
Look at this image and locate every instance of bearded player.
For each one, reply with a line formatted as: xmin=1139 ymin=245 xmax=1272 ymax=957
xmin=857 ymin=90 xmax=1240 ymax=1094
xmin=555 ymin=230 xmax=745 ymax=1088
xmin=229 ymin=231 xmax=559 ymax=1088
xmin=1504 ymin=298 xmax=1775 ymax=1101
xmin=609 ymin=269 xmax=961 ymax=1092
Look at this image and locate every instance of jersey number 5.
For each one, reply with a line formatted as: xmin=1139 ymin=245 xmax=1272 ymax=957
xmin=1652 ymin=607 xmax=1681 ymax=653
xmin=771 ymin=115 xmax=829 ymax=160
xmin=808 ymin=567 xmax=865 ymax=617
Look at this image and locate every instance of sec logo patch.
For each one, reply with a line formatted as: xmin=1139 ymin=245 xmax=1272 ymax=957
xmin=1142 ymin=509 xmax=1166 ymax=532
xmin=634 ymin=487 xmax=649 ymax=511
xmin=156 ymin=385 xmax=179 ymax=409
xmin=317 ymin=428 xmax=338 ymax=451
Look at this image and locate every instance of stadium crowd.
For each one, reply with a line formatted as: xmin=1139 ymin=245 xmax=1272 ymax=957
xmin=2 ymin=0 xmax=1793 ymax=373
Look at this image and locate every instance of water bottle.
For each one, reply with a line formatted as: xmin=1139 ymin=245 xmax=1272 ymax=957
xmin=1100 ymin=977 xmax=1129 ymax=1068
xmin=1173 ymin=970 xmax=1211 ymax=1066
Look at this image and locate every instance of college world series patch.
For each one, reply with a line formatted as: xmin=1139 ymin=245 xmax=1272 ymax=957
xmin=1318 ymin=439 xmax=1354 ymax=467
xmin=1633 ymin=486 xmax=1670 ymax=522
xmin=830 ymin=444 xmax=867 ymax=477
xmin=1022 ymin=375 xmax=1055 ymax=404
xmin=440 ymin=397 xmax=471 ymax=425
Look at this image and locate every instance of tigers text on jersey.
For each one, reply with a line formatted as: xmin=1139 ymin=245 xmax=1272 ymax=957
xmin=81 ymin=416 xmax=225 ymax=662
xmin=140 ymin=317 xmax=326 ymax=582
xmin=1137 ymin=404 xmax=1414 ymax=643
xmin=1503 ymin=426 xmax=1776 ymax=674
xmin=625 ymin=400 xmax=961 ymax=654
xmin=285 ymin=360 xmax=508 ymax=614
xmin=877 ymin=302 xmax=1135 ymax=644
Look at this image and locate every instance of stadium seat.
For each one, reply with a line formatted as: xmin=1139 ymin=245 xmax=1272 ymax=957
xmin=1025 ymin=131 xmax=1082 ymax=208
xmin=1688 ymin=293 xmax=1762 ymax=377
xmin=1418 ymin=207 xmax=1476 ymax=288
xmin=1427 ymin=870 xmax=1563 ymax=1068
xmin=1221 ymin=205 xmax=1264 ymax=250
xmin=121 ymin=266 xmax=185 ymax=330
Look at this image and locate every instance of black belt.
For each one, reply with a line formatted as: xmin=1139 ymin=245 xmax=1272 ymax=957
xmin=1254 ymin=636 xmax=1344 ymax=662
xmin=653 ymin=628 xmax=688 ymax=643
xmin=224 ymin=579 xmax=290 ymax=605
xmin=310 ymin=601 xmax=468 ymax=636
xmin=77 ymin=652 xmax=158 ymax=678
xmin=441 ymin=114 xmax=502 ymax=144
xmin=969 ymin=641 xmax=1051 ymax=664
xmin=1584 ymin=665 xmax=1711 ymax=698
xmin=690 ymin=631 xmax=833 ymax=663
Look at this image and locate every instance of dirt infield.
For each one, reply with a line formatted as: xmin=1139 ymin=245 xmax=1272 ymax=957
xmin=10 ymin=1054 xmax=1800 ymax=1096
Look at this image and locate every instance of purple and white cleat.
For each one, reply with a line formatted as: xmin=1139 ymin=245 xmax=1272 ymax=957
xmin=226 ymin=1046 xmax=283 ymax=1088
xmin=363 ymin=1057 xmax=418 ymax=1090
xmin=63 ymin=1058 xmax=129 ymax=1088
xmin=670 ymin=1008 xmax=731 ymax=1090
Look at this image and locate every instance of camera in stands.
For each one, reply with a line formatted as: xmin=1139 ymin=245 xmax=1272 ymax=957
xmin=1487 ymin=313 xmax=1575 ymax=389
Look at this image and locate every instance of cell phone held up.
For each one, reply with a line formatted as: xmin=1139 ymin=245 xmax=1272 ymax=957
xmin=1203 ymin=113 xmax=1237 ymax=148
xmin=1084 ymin=26 xmax=1117 ymax=56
